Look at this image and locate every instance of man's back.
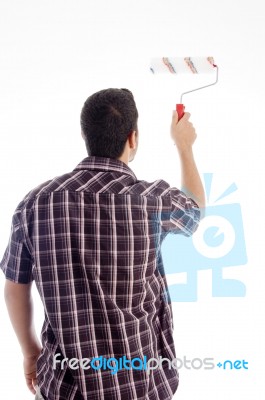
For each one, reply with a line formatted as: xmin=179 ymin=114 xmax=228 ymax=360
xmin=1 ymin=87 xmax=205 ymax=400
xmin=1 ymin=156 xmax=200 ymax=399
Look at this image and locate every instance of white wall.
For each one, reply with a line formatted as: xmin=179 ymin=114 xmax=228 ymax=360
xmin=0 ymin=0 xmax=264 ymax=398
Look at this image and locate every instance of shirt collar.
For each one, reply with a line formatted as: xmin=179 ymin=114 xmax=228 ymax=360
xmin=74 ymin=156 xmax=137 ymax=181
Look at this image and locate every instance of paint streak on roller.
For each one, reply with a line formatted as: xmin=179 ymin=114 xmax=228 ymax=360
xmin=162 ymin=57 xmax=176 ymax=74
xmin=184 ymin=57 xmax=198 ymax=74
xmin=207 ymin=57 xmax=217 ymax=67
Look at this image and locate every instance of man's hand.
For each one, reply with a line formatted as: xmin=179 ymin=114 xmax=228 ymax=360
xmin=4 ymin=280 xmax=42 ymax=394
xmin=170 ymin=111 xmax=197 ymax=153
xmin=23 ymin=348 xmax=42 ymax=394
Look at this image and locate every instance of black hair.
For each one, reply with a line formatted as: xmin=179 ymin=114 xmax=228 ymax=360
xmin=80 ymin=88 xmax=138 ymax=159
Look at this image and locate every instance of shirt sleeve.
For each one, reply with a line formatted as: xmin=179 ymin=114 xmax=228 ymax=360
xmin=0 ymin=209 xmax=33 ymax=283
xmin=161 ymin=187 xmax=201 ymax=236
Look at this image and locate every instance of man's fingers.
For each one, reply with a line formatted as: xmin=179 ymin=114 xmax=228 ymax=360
xmin=172 ymin=110 xmax=178 ymax=124
xmin=182 ymin=112 xmax=191 ymax=121
xmin=25 ymin=376 xmax=36 ymax=394
xmin=24 ymin=368 xmax=38 ymax=394
xmin=172 ymin=110 xmax=191 ymax=124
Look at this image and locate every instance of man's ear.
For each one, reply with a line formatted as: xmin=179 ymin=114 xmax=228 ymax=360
xmin=128 ymin=131 xmax=137 ymax=150
xmin=81 ymin=130 xmax=86 ymax=141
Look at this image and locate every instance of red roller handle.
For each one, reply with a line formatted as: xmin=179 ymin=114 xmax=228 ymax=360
xmin=176 ymin=104 xmax=185 ymax=120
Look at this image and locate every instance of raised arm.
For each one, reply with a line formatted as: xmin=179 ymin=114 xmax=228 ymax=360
xmin=170 ymin=111 xmax=205 ymax=212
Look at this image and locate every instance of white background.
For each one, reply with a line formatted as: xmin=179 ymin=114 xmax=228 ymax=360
xmin=0 ymin=0 xmax=264 ymax=398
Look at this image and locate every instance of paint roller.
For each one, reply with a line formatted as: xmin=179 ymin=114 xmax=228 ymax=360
xmin=150 ymin=57 xmax=218 ymax=119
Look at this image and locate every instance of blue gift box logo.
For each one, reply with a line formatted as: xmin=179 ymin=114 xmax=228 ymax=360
xmin=160 ymin=173 xmax=248 ymax=302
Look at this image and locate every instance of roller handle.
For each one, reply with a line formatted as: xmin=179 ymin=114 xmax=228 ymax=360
xmin=176 ymin=104 xmax=185 ymax=120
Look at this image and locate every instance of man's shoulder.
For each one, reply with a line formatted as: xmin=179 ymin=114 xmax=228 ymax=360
xmin=24 ymin=176 xmax=173 ymax=198
xmin=124 ymin=178 xmax=172 ymax=197
xmin=16 ymin=169 xmax=176 ymax=213
xmin=16 ymin=170 xmax=76 ymax=211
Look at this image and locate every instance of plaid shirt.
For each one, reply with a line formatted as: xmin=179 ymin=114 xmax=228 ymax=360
xmin=0 ymin=156 xmax=200 ymax=400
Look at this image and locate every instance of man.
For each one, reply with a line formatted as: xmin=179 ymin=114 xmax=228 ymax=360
xmin=1 ymin=88 xmax=205 ymax=399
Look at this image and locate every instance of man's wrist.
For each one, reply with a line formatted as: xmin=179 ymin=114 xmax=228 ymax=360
xmin=175 ymin=144 xmax=194 ymax=158
xmin=21 ymin=337 xmax=42 ymax=358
